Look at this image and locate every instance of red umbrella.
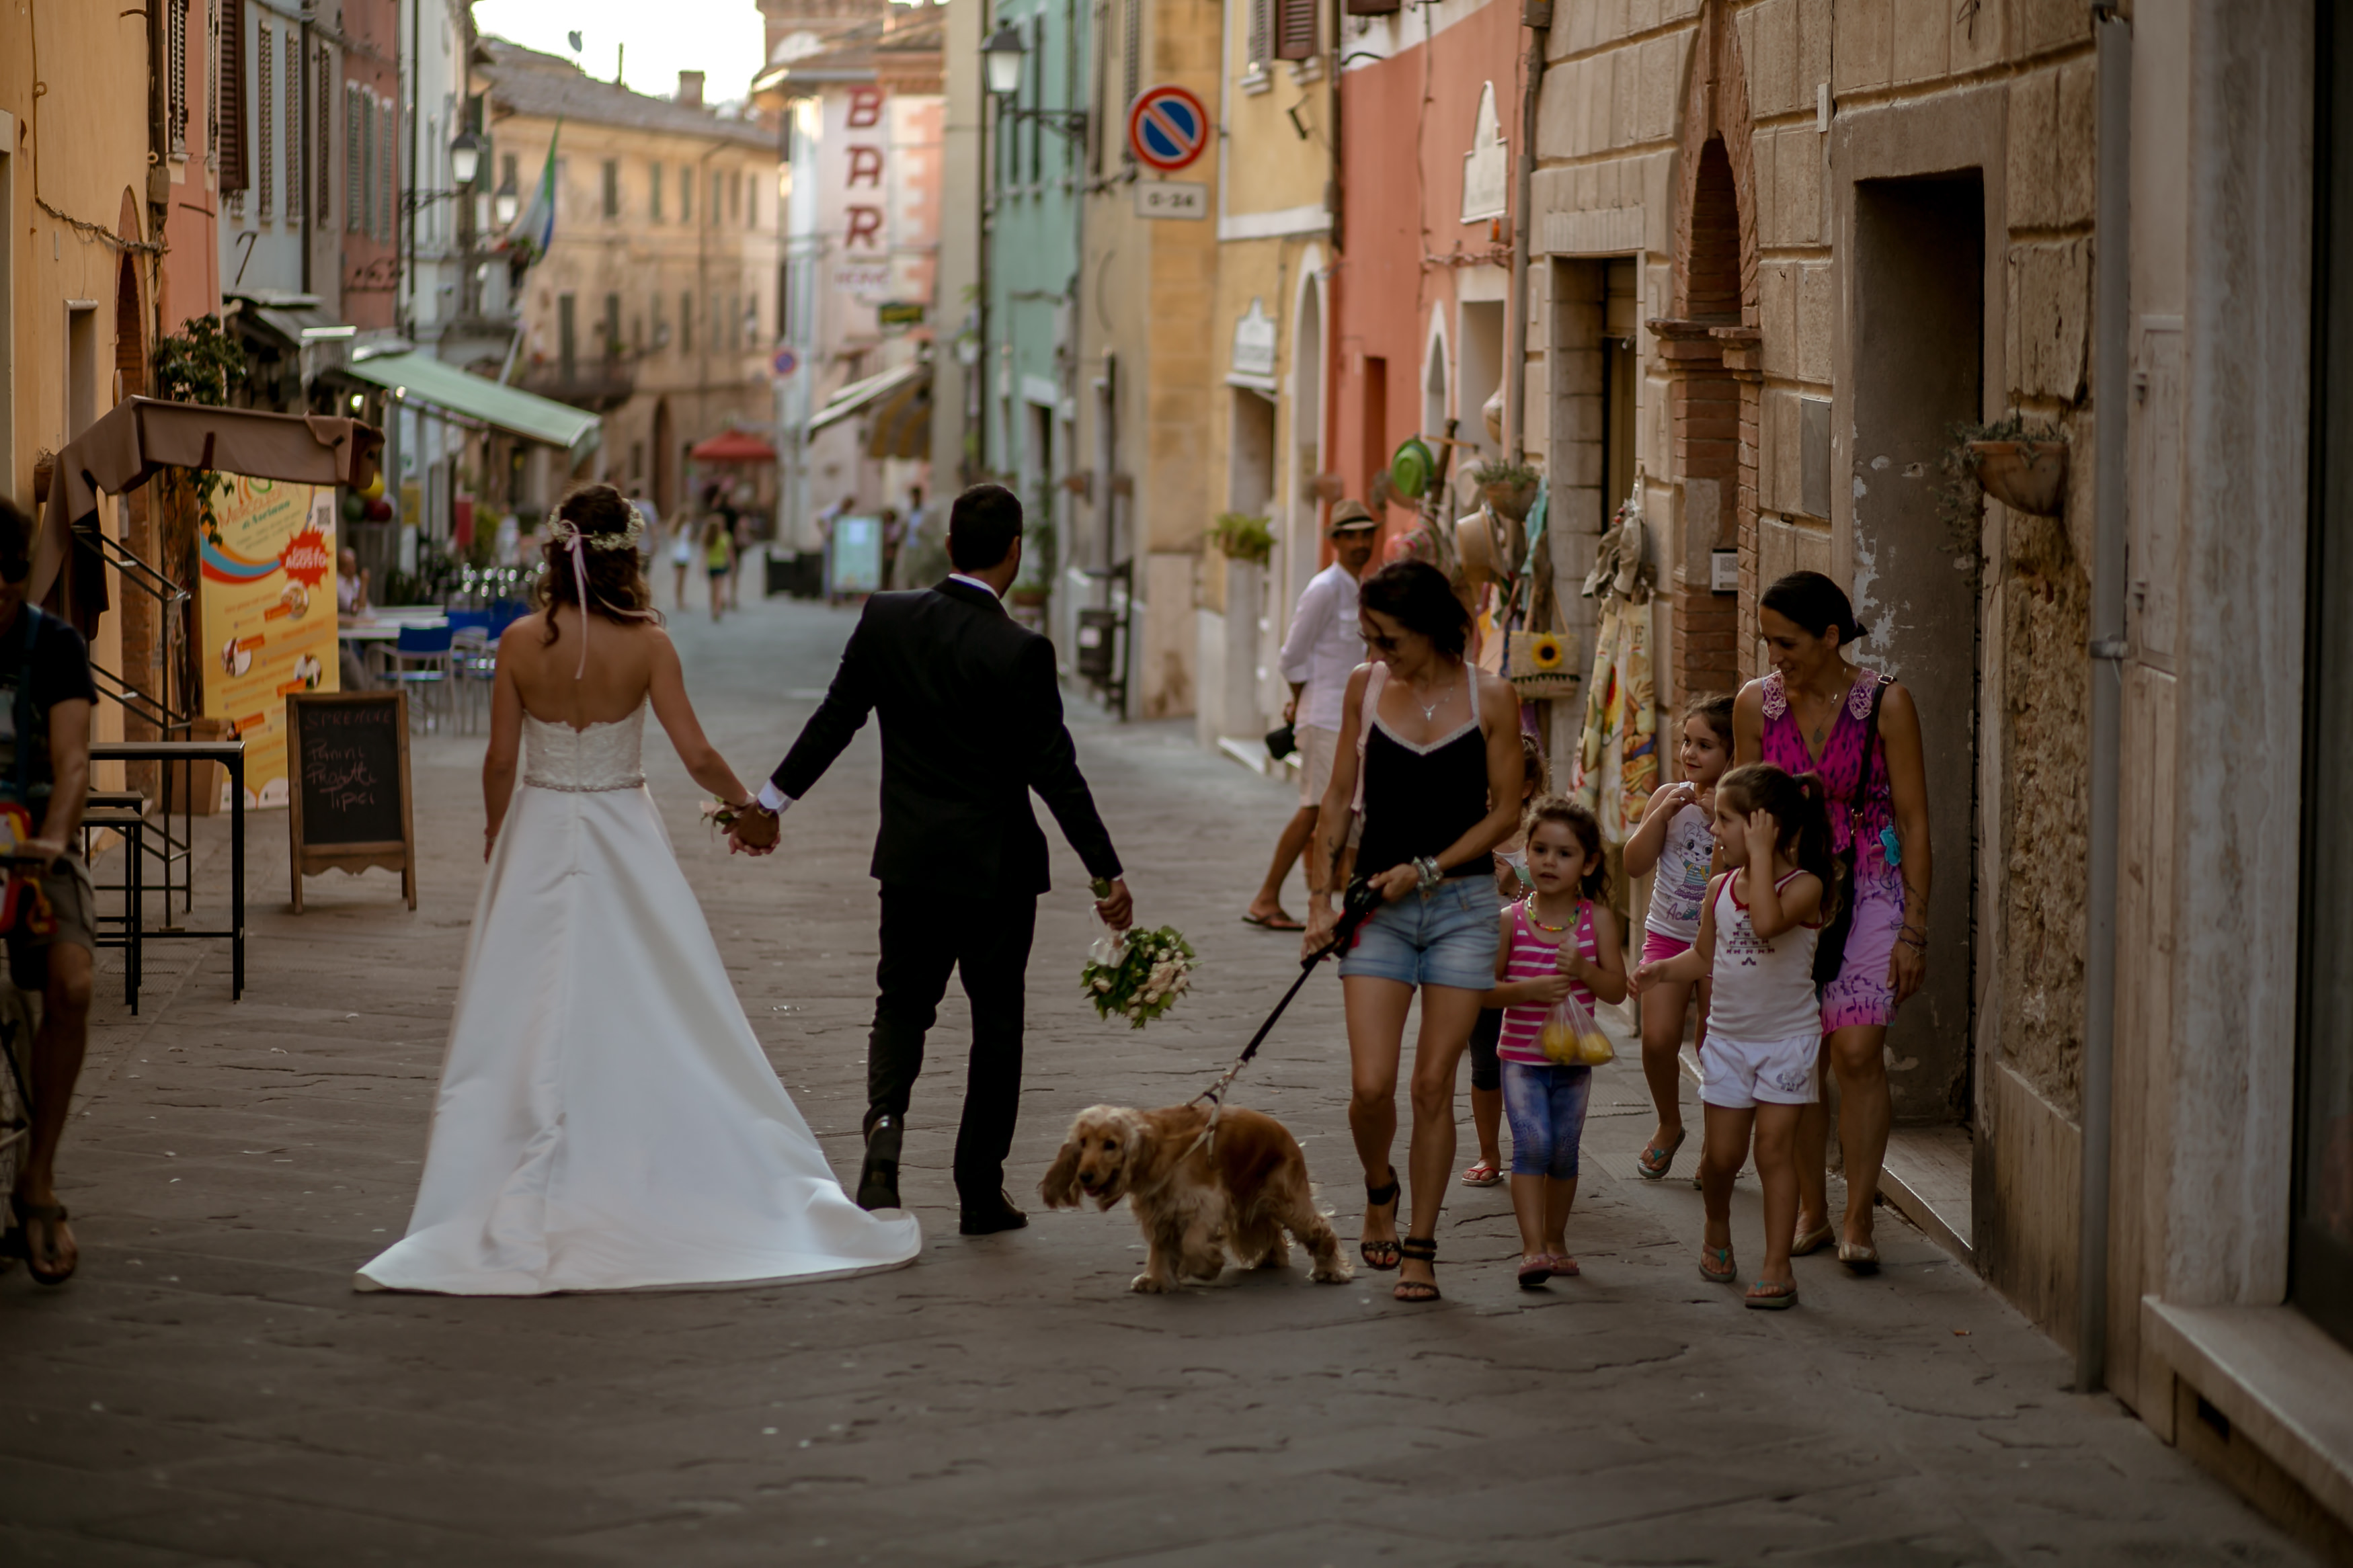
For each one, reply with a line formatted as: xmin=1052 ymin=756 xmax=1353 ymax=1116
xmin=688 ymin=430 xmax=778 ymax=463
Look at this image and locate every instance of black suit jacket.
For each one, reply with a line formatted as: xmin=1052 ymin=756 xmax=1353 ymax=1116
xmin=772 ymin=579 xmax=1123 ymax=897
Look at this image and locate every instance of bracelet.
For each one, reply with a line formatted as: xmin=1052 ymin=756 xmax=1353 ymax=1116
xmin=1898 ymin=936 xmax=1927 ymax=952
xmin=1415 ymin=856 xmax=1443 ymax=889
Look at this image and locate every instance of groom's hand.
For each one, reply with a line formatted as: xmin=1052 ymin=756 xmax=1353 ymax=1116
xmin=728 ymin=808 xmax=781 ymax=855
xmin=1093 ymin=878 xmax=1133 ymax=930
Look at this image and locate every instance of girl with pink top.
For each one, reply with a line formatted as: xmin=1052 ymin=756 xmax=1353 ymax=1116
xmin=1634 ymin=764 xmax=1831 ymax=1309
xmin=1733 ymin=572 xmax=1932 ymax=1273
xmin=1480 ymin=798 xmax=1626 ymax=1288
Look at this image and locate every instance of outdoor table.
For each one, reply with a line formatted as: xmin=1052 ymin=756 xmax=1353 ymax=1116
xmin=90 ymin=739 xmax=246 ymax=1001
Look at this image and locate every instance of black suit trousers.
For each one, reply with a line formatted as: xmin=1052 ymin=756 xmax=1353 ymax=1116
xmin=868 ymin=884 xmax=1039 ymax=1199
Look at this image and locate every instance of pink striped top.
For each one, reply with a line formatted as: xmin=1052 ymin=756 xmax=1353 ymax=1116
xmin=1497 ymin=897 xmax=1598 ymax=1065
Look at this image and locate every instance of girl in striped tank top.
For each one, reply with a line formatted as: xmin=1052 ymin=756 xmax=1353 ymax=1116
xmin=1481 ymin=798 xmax=1626 ymax=1288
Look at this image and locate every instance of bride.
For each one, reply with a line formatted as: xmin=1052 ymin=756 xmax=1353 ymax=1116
xmin=357 ymin=485 xmax=920 ymax=1294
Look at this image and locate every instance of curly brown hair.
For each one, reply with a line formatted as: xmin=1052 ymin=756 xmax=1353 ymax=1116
xmin=534 ymin=484 xmax=658 ymax=651
xmin=1523 ymin=794 xmax=1609 ymax=903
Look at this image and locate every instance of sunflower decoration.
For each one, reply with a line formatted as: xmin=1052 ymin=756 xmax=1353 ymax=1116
xmin=1528 ymin=632 xmax=1565 ymax=672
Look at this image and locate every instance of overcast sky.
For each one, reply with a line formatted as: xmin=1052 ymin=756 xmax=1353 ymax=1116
xmin=471 ymin=0 xmax=770 ymax=101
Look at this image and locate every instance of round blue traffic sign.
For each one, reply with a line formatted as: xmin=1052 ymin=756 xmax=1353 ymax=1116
xmin=1126 ymin=84 xmax=1210 ymax=174
xmin=770 ymin=347 xmax=800 ymax=378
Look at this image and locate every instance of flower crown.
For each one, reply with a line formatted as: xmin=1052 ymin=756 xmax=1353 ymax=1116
xmin=546 ymin=501 xmax=647 ymax=552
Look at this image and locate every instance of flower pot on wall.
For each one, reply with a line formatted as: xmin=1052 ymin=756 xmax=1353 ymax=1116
xmin=1967 ymin=440 xmax=2069 ymax=517
xmin=1482 ymin=479 xmax=1540 ymax=522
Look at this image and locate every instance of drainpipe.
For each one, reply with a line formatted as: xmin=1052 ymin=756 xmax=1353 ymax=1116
xmin=1504 ymin=0 xmax=1548 ymax=462
xmin=2076 ymin=0 xmax=2131 ymax=1396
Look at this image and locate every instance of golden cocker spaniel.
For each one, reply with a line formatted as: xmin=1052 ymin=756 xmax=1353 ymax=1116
xmin=1039 ymin=1103 xmax=1351 ymax=1293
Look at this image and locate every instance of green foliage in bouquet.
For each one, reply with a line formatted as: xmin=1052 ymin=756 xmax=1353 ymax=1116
xmin=1081 ymin=925 xmax=1197 ymax=1030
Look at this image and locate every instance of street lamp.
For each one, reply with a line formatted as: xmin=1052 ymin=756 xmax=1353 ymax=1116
xmin=983 ymin=23 xmax=1026 ymax=96
xmin=493 ymin=177 xmax=520 ymax=229
xmin=450 ymin=129 xmax=483 ymax=188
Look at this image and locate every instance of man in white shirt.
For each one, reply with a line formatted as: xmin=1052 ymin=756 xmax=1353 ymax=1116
xmin=1243 ymin=500 xmax=1380 ymax=930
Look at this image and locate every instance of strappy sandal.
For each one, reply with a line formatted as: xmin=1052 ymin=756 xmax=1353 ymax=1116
xmin=1360 ymin=1167 xmax=1401 ymax=1271
xmin=1636 ymin=1126 xmax=1687 ymax=1181
xmin=10 ymin=1193 xmax=75 ymax=1286
xmin=1698 ymin=1243 xmax=1737 ymax=1284
xmin=1394 ymin=1235 xmax=1441 ymax=1302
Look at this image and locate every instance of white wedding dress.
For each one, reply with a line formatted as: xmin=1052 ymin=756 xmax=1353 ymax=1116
xmin=356 ymin=704 xmax=922 ymax=1295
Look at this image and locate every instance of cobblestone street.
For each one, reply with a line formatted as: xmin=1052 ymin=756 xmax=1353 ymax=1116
xmin=0 ymin=593 xmax=2314 ymax=1567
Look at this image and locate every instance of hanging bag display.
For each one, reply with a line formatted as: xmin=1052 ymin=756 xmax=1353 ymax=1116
xmin=1811 ymin=674 xmax=1892 ymax=990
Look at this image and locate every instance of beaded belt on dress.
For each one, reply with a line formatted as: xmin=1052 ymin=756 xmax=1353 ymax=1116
xmin=525 ymin=775 xmax=645 ymax=792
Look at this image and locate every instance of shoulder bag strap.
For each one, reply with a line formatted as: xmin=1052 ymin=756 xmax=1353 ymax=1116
xmin=1351 ymin=662 xmax=1388 ymax=817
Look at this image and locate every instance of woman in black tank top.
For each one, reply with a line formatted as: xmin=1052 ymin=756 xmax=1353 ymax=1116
xmin=1306 ymin=561 xmax=1525 ymax=1304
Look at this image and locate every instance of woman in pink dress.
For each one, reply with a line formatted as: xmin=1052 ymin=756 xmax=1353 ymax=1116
xmin=1732 ymin=572 xmax=1931 ymax=1272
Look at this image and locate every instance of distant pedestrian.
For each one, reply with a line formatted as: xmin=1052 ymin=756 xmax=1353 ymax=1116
xmin=1620 ymin=692 xmax=1735 ymax=1182
xmin=879 ymin=507 xmax=904 ymax=591
xmin=703 ymin=518 xmax=731 ymax=622
xmin=1481 ymin=798 xmax=1624 ymax=1286
xmin=670 ymin=520 xmax=695 ymax=612
xmin=1304 ymin=559 xmax=1525 ymax=1305
xmin=1634 ymin=764 xmax=1830 ymax=1310
xmin=1462 ymin=730 xmax=1547 ymax=1190
xmin=1734 ymin=571 xmax=1931 ymax=1272
xmin=729 ymin=506 xmax=756 ymax=610
xmin=1242 ymin=501 xmax=1380 ymax=931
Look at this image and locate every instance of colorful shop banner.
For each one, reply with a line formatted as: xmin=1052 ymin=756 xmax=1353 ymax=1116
xmin=198 ymin=477 xmax=338 ymax=808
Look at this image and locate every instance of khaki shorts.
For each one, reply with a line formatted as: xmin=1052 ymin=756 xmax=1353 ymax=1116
xmin=7 ymin=854 xmax=95 ymax=992
xmin=1297 ymin=723 xmax=1341 ymax=809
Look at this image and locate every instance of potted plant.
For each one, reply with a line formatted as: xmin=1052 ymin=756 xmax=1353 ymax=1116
xmin=1207 ymin=512 xmax=1275 ymax=567
xmin=1954 ymin=413 xmax=2069 ymax=518
xmin=1469 ymin=458 xmax=1542 ymax=522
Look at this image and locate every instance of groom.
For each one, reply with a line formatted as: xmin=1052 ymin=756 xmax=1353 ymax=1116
xmin=730 ymin=484 xmax=1132 ymax=1234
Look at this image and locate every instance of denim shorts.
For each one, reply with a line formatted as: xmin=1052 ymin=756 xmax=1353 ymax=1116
xmin=1337 ymin=874 xmax=1499 ymax=991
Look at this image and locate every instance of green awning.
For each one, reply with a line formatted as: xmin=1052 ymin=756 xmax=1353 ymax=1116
xmin=343 ymin=352 xmax=602 ymax=457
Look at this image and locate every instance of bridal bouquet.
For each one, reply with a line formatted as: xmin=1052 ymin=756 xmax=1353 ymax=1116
xmin=1082 ymin=923 xmax=1197 ymax=1030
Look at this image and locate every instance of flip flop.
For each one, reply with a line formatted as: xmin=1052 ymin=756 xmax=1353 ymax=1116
xmin=1459 ymin=1159 xmax=1503 ymax=1187
xmin=1240 ymin=911 xmax=1306 ymax=932
xmin=1637 ymin=1126 xmax=1687 ymax=1181
xmin=1515 ymin=1254 xmax=1553 ymax=1289
xmin=1791 ymin=1221 xmax=1836 ymax=1257
xmin=1839 ymin=1240 xmax=1881 ymax=1275
xmin=1745 ymin=1279 xmax=1798 ymax=1310
xmin=1698 ymin=1243 xmax=1737 ymax=1284
xmin=1548 ymin=1253 xmax=1580 ymax=1278
xmin=9 ymin=1194 xmax=75 ymax=1287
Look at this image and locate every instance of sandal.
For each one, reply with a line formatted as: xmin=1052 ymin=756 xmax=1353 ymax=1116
xmin=1698 ymin=1243 xmax=1737 ymax=1284
xmin=1549 ymin=1253 xmax=1581 ymax=1278
xmin=1394 ymin=1235 xmax=1441 ymax=1303
xmin=1745 ymin=1278 xmax=1798 ymax=1311
xmin=1360 ymin=1168 xmax=1402 ymax=1271
xmin=1838 ymin=1239 xmax=1881 ymax=1275
xmin=1636 ymin=1127 xmax=1687 ymax=1181
xmin=1791 ymin=1221 xmax=1836 ymax=1257
xmin=1459 ymin=1159 xmax=1503 ymax=1188
xmin=1515 ymin=1253 xmax=1553 ymax=1289
xmin=10 ymin=1193 xmax=75 ymax=1286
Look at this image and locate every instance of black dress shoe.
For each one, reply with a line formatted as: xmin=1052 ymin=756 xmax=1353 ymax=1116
xmin=856 ymin=1116 xmax=903 ymax=1211
xmin=958 ymin=1190 xmax=1028 ymax=1235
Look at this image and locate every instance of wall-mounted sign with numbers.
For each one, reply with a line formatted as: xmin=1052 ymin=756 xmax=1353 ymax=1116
xmin=1135 ymin=181 xmax=1207 ymax=220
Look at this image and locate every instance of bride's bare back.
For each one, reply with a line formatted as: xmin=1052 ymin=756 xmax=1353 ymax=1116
xmin=480 ymin=604 xmax=751 ymax=849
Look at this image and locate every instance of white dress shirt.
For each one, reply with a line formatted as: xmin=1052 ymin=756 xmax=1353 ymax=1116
xmin=1278 ymin=563 xmax=1366 ymax=734
xmin=755 ymin=573 xmax=1004 ymax=813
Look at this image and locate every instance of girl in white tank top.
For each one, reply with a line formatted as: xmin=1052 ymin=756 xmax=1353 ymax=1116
xmin=1631 ymin=763 xmax=1830 ymax=1312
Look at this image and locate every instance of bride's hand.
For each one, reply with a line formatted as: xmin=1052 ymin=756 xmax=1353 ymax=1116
xmin=728 ymin=807 xmax=781 ymax=856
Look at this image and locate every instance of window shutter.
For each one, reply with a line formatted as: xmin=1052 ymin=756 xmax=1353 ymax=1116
xmin=1248 ymin=0 xmax=1271 ymax=70
xmin=219 ymin=0 xmax=247 ymax=193
xmin=167 ymin=0 xmax=191 ymax=159
xmin=1121 ymin=0 xmax=1140 ymax=149
xmin=255 ymin=22 xmax=273 ymax=216
xmin=1275 ymin=0 xmax=1317 ymax=60
xmin=379 ymin=98 xmax=395 ymax=242
xmin=317 ymin=46 xmax=332 ymax=221
xmin=346 ymin=86 xmax=364 ymax=233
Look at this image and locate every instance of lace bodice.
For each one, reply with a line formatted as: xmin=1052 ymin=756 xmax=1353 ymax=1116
xmin=522 ymin=704 xmax=647 ymax=792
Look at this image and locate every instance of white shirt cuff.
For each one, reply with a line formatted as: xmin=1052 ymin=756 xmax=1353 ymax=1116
xmin=756 ymin=781 xmax=795 ymax=813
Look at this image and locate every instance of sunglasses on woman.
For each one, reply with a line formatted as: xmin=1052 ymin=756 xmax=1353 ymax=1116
xmin=1362 ymin=626 xmax=1403 ymax=655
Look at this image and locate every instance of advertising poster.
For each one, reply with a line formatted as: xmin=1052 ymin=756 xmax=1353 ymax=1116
xmin=198 ymin=477 xmax=338 ymax=807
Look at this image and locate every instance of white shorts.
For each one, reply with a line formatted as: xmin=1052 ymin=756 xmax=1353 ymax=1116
xmin=1297 ymin=723 xmax=1340 ymax=808
xmin=1700 ymin=1032 xmax=1821 ymax=1109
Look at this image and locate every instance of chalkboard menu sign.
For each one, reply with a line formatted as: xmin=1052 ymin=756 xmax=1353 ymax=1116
xmin=286 ymin=692 xmax=416 ymax=911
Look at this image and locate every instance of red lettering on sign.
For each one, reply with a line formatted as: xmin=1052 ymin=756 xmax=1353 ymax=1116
xmin=280 ymin=528 xmax=331 ymax=588
xmin=846 ymin=146 xmax=883 ymax=188
xmin=846 ymin=87 xmax=884 ymax=128
xmin=844 ymin=206 xmax=884 ymax=247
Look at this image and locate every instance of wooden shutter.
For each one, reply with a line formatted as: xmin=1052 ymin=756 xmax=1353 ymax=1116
xmin=1275 ymin=0 xmax=1317 ymax=60
xmin=218 ymin=0 xmax=248 ymax=192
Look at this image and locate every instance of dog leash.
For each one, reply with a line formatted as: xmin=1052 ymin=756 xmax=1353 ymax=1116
xmin=1183 ymin=877 xmax=1385 ymax=1159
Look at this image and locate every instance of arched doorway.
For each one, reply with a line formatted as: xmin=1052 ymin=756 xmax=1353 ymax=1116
xmin=114 ymin=254 xmax=146 ymax=399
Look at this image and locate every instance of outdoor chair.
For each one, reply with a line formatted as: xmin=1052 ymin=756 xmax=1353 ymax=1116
xmin=383 ymin=623 xmax=455 ymax=732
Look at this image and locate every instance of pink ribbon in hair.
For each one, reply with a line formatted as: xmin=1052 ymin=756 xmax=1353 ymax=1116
xmin=565 ymin=529 xmax=593 ymax=679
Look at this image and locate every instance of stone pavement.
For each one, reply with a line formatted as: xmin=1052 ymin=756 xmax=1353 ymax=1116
xmin=0 ymin=591 xmax=2313 ymax=1567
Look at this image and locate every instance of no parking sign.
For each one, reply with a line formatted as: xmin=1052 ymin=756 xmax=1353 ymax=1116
xmin=1126 ymin=84 xmax=1210 ymax=173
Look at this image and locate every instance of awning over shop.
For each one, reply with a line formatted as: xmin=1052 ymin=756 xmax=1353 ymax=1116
xmin=689 ymin=429 xmax=779 ymax=463
xmin=807 ymin=362 xmax=925 ymax=435
xmin=863 ymin=367 xmax=932 ymax=462
xmin=34 ymin=397 xmax=383 ymax=630
xmin=342 ymin=352 xmax=601 ymax=458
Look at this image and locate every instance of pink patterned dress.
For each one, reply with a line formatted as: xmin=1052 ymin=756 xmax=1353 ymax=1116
xmin=1758 ymin=666 xmax=1906 ymax=1031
